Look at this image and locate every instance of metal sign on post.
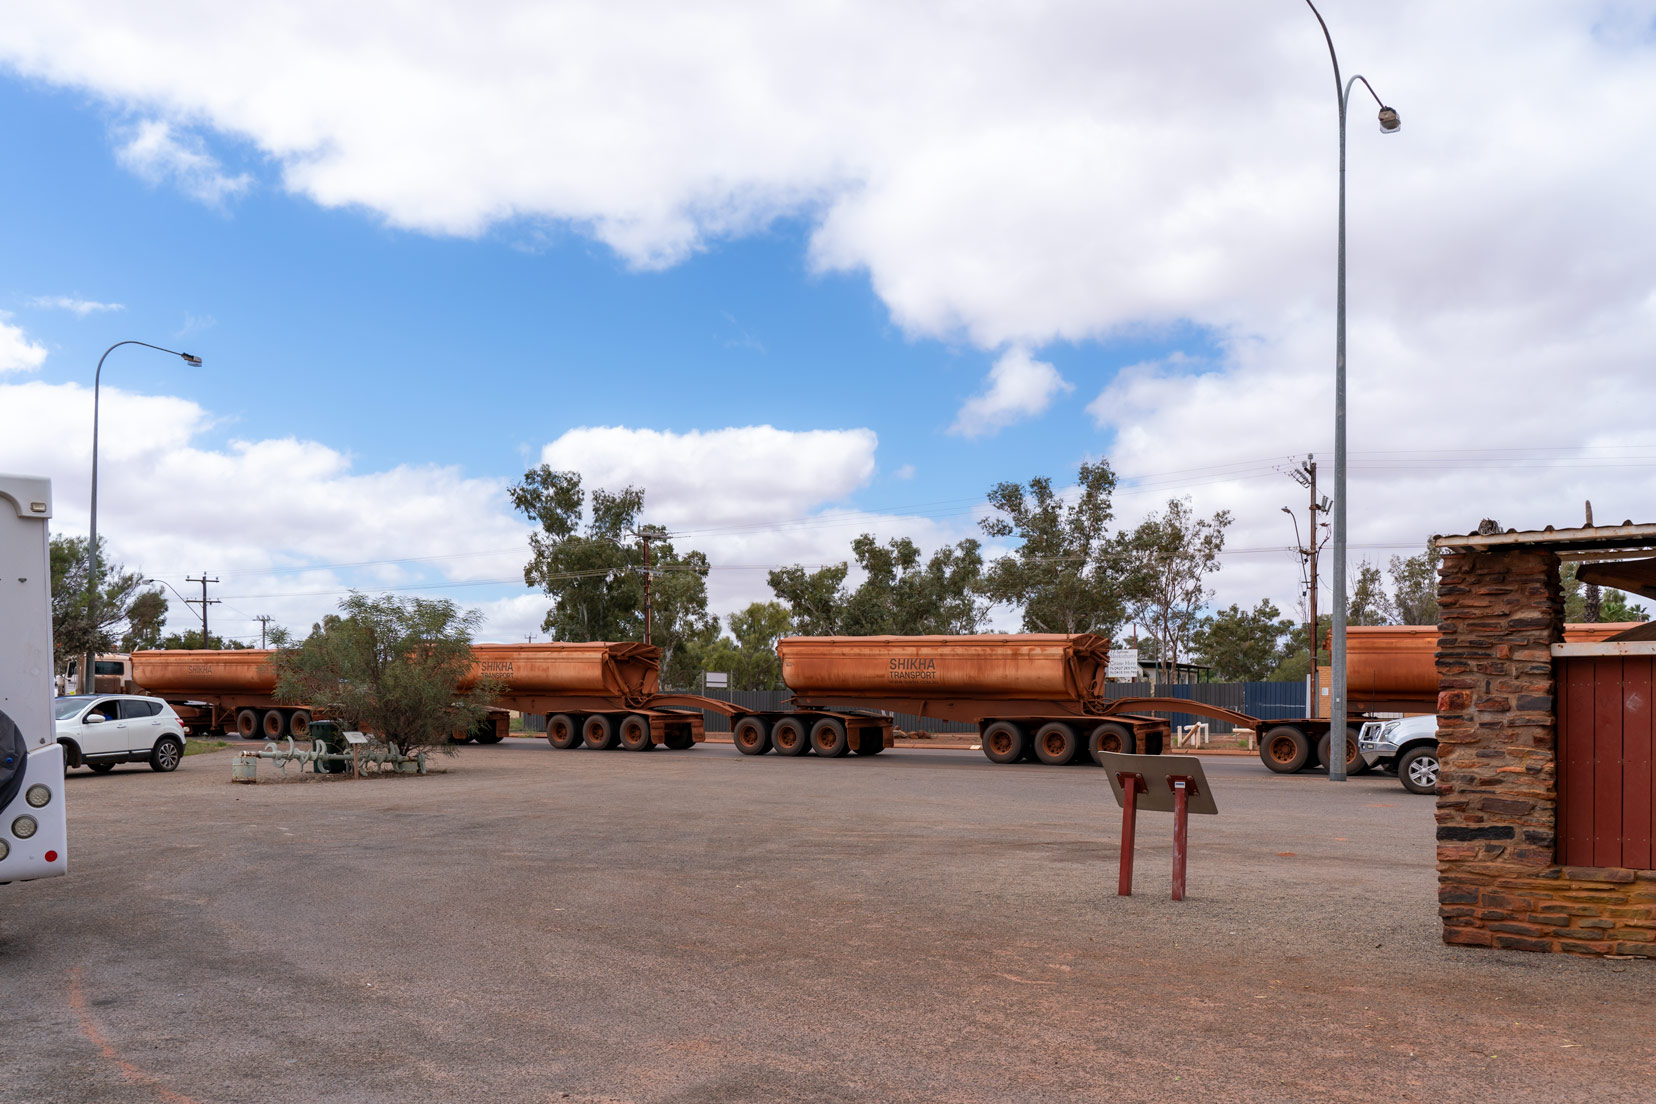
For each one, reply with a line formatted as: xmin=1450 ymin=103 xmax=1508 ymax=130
xmin=1106 ymin=649 xmax=1140 ymax=681
xmin=344 ymin=731 xmax=368 ymax=779
xmin=1096 ymin=751 xmax=1218 ymax=901
xmin=703 ymin=671 xmax=729 ymax=690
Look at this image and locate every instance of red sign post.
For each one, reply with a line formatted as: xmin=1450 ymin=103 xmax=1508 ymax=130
xmin=1100 ymin=753 xmax=1218 ymax=900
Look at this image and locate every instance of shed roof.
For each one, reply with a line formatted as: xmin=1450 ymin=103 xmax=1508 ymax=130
xmin=1434 ymin=522 xmax=1656 ymax=554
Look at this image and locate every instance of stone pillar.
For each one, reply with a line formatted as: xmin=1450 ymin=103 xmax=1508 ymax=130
xmin=1435 ymin=547 xmax=1565 ymax=947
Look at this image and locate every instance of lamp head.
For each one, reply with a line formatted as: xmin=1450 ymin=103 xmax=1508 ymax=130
xmin=1377 ymin=106 xmax=1401 ymax=133
xmin=180 ymin=353 xmax=203 ymax=367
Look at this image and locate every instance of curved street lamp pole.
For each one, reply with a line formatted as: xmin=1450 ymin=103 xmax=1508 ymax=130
xmin=1304 ymin=0 xmax=1400 ymax=781
xmin=83 ymin=341 xmax=203 ymax=691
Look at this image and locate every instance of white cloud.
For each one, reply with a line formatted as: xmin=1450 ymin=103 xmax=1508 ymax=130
xmin=115 ymin=119 xmax=251 ymax=207
xmin=0 ymin=314 xmax=47 ymax=374
xmin=0 ymin=376 xmax=534 ymax=644
xmin=3 ymin=3 xmax=1654 ymax=629
xmin=538 ymin=424 xmax=979 ymax=615
xmin=950 ymin=347 xmax=1072 ymax=439
xmin=29 ymin=295 xmax=124 ymax=316
xmin=893 ymin=464 xmax=916 ymax=481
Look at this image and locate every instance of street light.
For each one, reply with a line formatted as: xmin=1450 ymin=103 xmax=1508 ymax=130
xmin=82 ymin=341 xmax=204 ymax=691
xmin=1304 ymin=0 xmax=1400 ymax=781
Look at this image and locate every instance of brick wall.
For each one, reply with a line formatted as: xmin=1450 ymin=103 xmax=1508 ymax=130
xmin=1435 ymin=545 xmax=1656 ymax=955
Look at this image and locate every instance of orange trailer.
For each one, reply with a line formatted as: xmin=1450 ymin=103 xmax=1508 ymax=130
xmin=763 ymin=634 xmax=1170 ymax=765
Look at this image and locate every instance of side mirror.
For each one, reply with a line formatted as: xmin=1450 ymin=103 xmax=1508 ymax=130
xmin=84 ymin=714 xmax=105 ymax=725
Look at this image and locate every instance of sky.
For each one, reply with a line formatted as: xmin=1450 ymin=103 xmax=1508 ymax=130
xmin=2 ymin=1 xmax=1654 ymax=647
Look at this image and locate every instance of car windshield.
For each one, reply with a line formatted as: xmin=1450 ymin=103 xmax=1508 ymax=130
xmin=54 ymin=696 xmax=95 ymax=720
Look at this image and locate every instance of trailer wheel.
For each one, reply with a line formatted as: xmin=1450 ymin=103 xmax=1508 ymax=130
xmin=261 ymin=710 xmax=287 ymax=740
xmin=1317 ymin=728 xmax=1368 ymax=776
xmin=663 ymin=726 xmax=696 ymax=750
xmin=852 ymin=727 xmax=886 ymax=755
xmin=583 ymin=714 xmax=619 ymax=750
xmin=1261 ymin=726 xmax=1311 ymax=773
xmin=1034 ymin=722 xmax=1080 ymax=765
xmin=1088 ymin=723 xmax=1137 ymax=764
xmin=619 ymin=714 xmax=654 ymax=751
xmin=547 ymin=714 xmax=582 ymax=750
xmin=981 ymin=721 xmax=1026 ymax=765
xmin=772 ymin=717 xmax=809 ymax=756
xmin=810 ymin=717 xmax=850 ymax=757
xmin=732 ymin=716 xmax=772 ymax=755
xmin=289 ymin=710 xmax=311 ymax=738
xmin=236 ymin=709 xmax=260 ymax=739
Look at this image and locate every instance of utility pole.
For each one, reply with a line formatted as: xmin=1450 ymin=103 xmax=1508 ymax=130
xmin=255 ymin=614 xmax=274 ymax=648
xmin=186 ymin=573 xmax=220 ymax=647
xmin=1287 ymin=455 xmax=1329 ymax=716
xmin=1306 ymin=456 xmax=1320 ymax=714
xmin=639 ymin=530 xmax=654 ymax=646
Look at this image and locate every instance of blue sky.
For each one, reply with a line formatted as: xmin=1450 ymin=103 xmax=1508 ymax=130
xmin=2 ymin=2 xmax=1653 ymax=645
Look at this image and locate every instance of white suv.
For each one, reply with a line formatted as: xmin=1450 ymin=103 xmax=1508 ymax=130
xmin=54 ymin=695 xmax=187 ymax=773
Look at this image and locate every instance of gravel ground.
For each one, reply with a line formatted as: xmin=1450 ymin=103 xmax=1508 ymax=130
xmin=3 ymin=737 xmax=1651 ymax=1104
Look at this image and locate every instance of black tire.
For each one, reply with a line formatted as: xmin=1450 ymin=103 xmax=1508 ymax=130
xmin=290 ymin=710 xmax=312 ymax=739
xmin=1034 ymin=722 xmax=1080 ymax=765
xmin=236 ymin=709 xmax=260 ymax=740
xmin=1260 ymin=726 xmax=1312 ymax=773
xmin=619 ymin=714 xmax=654 ymax=751
xmin=547 ymin=714 xmax=582 ymax=750
xmin=1317 ymin=727 xmax=1369 ymax=776
xmin=88 ymin=761 xmax=116 ymax=773
xmin=474 ymin=720 xmax=505 ymax=745
xmin=732 ymin=716 xmax=772 ymax=756
xmin=663 ymin=727 xmax=696 ymax=750
xmin=150 ymin=736 xmax=184 ymax=773
xmin=772 ymin=717 xmax=809 ymax=756
xmin=852 ymin=727 xmax=886 ymax=755
xmin=1088 ymin=722 xmax=1137 ymax=765
xmin=583 ymin=714 xmax=619 ymax=750
xmin=981 ymin=720 xmax=1026 ymax=765
xmin=1398 ymin=745 xmax=1440 ymax=795
xmin=262 ymin=709 xmax=287 ymax=740
xmin=810 ymin=717 xmax=850 ymax=757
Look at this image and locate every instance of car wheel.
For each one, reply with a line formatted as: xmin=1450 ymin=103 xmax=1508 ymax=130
xmin=1398 ymin=745 xmax=1440 ymax=795
xmin=88 ymin=761 xmax=116 ymax=773
xmin=150 ymin=736 xmax=184 ymax=773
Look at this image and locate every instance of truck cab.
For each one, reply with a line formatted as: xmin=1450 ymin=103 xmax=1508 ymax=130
xmin=59 ymin=653 xmax=133 ymax=696
xmin=1358 ymin=714 xmax=1440 ymax=795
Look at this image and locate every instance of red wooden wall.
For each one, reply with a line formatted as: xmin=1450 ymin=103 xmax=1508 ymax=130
xmin=1557 ymin=655 xmax=1655 ymax=869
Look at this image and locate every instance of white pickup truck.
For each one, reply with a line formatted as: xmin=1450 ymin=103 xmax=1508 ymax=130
xmin=1358 ymin=714 xmax=1440 ymax=795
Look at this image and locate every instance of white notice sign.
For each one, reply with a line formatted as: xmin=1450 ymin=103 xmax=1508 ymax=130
xmin=704 ymin=672 xmax=730 ymax=689
xmin=1106 ymin=649 xmax=1140 ymax=681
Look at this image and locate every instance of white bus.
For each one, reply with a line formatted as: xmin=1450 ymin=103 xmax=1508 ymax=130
xmin=1 ymin=474 xmax=67 ymax=884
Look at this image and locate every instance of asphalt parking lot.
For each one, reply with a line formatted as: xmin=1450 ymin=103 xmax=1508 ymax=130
xmin=4 ymin=738 xmax=1652 ymax=1103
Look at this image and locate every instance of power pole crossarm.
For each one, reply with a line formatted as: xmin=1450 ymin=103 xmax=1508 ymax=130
xmin=186 ymin=574 xmax=221 ymax=648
